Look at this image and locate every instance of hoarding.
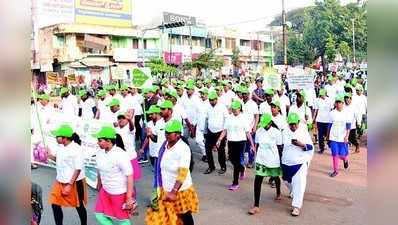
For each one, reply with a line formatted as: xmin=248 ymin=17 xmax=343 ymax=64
xmin=75 ymin=0 xmax=133 ymax=27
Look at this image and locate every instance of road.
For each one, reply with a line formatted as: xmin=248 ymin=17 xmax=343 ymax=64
xmin=32 ymin=138 xmax=367 ymax=225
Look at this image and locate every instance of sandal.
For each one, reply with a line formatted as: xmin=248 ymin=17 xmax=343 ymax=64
xmin=248 ymin=207 xmax=260 ymax=215
xmin=274 ymin=195 xmax=282 ymax=201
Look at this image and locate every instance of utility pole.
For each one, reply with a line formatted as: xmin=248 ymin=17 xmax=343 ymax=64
xmin=351 ymin=19 xmax=356 ymax=64
xmin=257 ymin=32 xmax=260 ymax=69
xmin=282 ymin=0 xmax=287 ymax=70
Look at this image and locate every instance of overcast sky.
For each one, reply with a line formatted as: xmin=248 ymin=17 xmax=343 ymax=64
xmin=133 ymin=0 xmax=356 ymax=31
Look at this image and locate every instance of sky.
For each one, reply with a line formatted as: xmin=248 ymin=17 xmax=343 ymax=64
xmin=133 ymin=0 xmax=356 ymax=32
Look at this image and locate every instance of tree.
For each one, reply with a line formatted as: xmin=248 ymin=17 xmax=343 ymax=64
xmin=147 ymin=58 xmax=177 ymax=78
xmin=325 ymin=36 xmax=337 ymax=63
xmin=182 ymin=49 xmax=224 ymax=76
xmin=231 ymin=48 xmax=240 ymax=68
xmin=338 ymin=41 xmax=352 ymax=61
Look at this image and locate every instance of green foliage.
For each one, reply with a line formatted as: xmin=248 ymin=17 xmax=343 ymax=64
xmin=325 ymin=36 xmax=336 ymax=63
xmin=182 ymin=49 xmax=224 ymax=75
xmin=338 ymin=41 xmax=352 ymax=60
xmin=147 ymin=58 xmax=177 ymax=76
xmin=231 ymin=48 xmax=240 ymax=67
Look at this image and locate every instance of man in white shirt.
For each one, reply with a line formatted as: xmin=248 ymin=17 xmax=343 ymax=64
xmin=78 ymin=90 xmax=95 ymax=119
xmin=95 ymin=90 xmax=108 ymax=120
xmin=324 ymin=76 xmax=337 ymax=100
xmin=60 ymin=87 xmax=79 ymax=119
xmin=104 ymin=84 xmax=122 ymax=105
xmin=354 ymin=85 xmax=367 ymax=139
xmin=184 ymin=83 xmax=202 ymax=139
xmin=102 ymin=98 xmax=122 ymax=126
xmin=129 ymin=87 xmax=144 ymax=143
xmin=240 ymin=86 xmax=259 ymax=168
xmin=219 ymin=81 xmax=237 ymax=108
xmin=344 ymin=92 xmax=361 ymax=153
xmin=277 ymin=87 xmax=291 ymax=117
xmin=204 ymin=91 xmax=228 ymax=174
xmin=32 ymin=93 xmax=56 ymax=142
xmin=313 ymin=89 xmax=333 ymax=153
xmin=289 ymin=90 xmax=313 ymax=129
xmin=259 ymin=89 xmax=274 ymax=115
xmin=196 ymin=88 xmax=211 ymax=162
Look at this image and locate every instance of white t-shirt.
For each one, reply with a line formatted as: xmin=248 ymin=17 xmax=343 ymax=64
xmin=160 ymin=139 xmax=193 ymax=192
xmin=355 ymin=94 xmax=367 ymax=116
xmin=130 ymin=93 xmax=144 ymax=116
xmin=147 ymin=119 xmax=166 ymax=157
xmin=207 ymin=103 xmax=229 ymax=133
xmin=325 ymin=84 xmax=338 ymax=99
xmin=259 ymin=101 xmax=271 ymax=115
xmin=96 ymin=146 xmax=133 ymax=195
xmin=61 ymin=94 xmax=79 ymax=117
xmin=116 ymin=125 xmax=136 ymax=160
xmin=329 ymin=109 xmax=350 ymax=142
xmin=101 ymin=108 xmax=119 ymax=125
xmin=224 ymin=113 xmax=251 ymax=141
xmin=54 ymin=142 xmax=85 ymax=183
xmin=219 ymin=90 xmax=237 ymax=108
xmin=281 ymin=125 xmax=314 ymax=166
xmin=335 ymin=80 xmax=346 ymax=95
xmin=289 ymin=104 xmax=313 ymax=125
xmin=272 ymin=114 xmax=288 ymax=132
xmin=172 ymin=102 xmax=188 ymax=125
xmin=255 ymin=127 xmax=282 ymax=168
xmin=278 ymin=94 xmax=291 ymax=117
xmin=80 ymin=98 xmax=95 ymax=119
xmin=196 ymin=99 xmax=211 ymax=131
xmin=120 ymin=94 xmax=135 ymax=113
xmin=242 ymin=99 xmax=259 ymax=130
xmin=183 ymin=95 xmax=201 ymax=125
xmin=314 ymin=97 xmax=333 ymax=123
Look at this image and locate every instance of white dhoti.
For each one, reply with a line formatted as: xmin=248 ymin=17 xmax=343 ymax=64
xmin=284 ymin=162 xmax=309 ymax=209
xmin=195 ymin=128 xmax=206 ymax=156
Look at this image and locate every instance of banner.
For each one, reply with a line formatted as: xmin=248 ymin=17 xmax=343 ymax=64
xmin=131 ymin=68 xmax=152 ymax=88
xmin=32 ymin=112 xmax=113 ymax=188
xmin=75 ymin=0 xmax=133 ymax=27
xmin=287 ymin=73 xmax=315 ymax=90
xmin=264 ymin=74 xmax=282 ymax=91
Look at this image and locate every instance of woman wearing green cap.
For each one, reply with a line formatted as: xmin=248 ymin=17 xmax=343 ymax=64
xmin=248 ymin=113 xmax=283 ymax=215
xmin=313 ymin=89 xmax=334 ymax=154
xmin=145 ymin=119 xmax=199 ymax=225
xmin=216 ymin=100 xmax=255 ymax=191
xmin=78 ymin=90 xmax=95 ymax=119
xmin=46 ymin=124 xmax=87 ymax=225
xmin=327 ymin=95 xmax=351 ymax=178
xmin=281 ymin=113 xmax=314 ymax=216
xmin=60 ymin=87 xmax=79 ymax=118
xmin=94 ymin=126 xmax=136 ymax=225
xmin=344 ymin=93 xmax=361 ymax=153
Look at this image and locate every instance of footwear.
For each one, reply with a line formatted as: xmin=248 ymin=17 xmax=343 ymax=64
xmin=138 ymin=159 xmax=149 ymax=164
xmin=228 ymin=184 xmax=239 ymax=191
xmin=291 ymin=207 xmax=300 ymax=216
xmin=239 ymin=170 xmax=246 ymax=180
xmin=31 ymin=163 xmax=38 ymax=169
xmin=218 ymin=168 xmax=226 ymax=174
xmin=201 ymin=155 xmax=208 ymax=162
xmin=354 ymin=146 xmax=360 ymax=153
xmin=318 ymin=150 xmax=324 ymax=154
xmin=248 ymin=207 xmax=260 ymax=215
xmin=204 ymin=168 xmax=214 ymax=174
xmin=329 ymin=171 xmax=339 ymax=177
xmin=344 ymin=160 xmax=349 ymax=169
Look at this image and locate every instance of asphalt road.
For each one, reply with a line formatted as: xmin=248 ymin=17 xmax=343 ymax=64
xmin=32 ymin=138 xmax=367 ymax=225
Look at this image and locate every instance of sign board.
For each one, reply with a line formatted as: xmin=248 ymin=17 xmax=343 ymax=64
xmin=111 ymin=66 xmax=126 ymax=80
xmin=75 ymin=0 xmax=133 ymax=27
xmin=163 ymin=52 xmax=182 ymax=65
xmin=131 ymin=68 xmax=152 ymax=88
xmin=163 ymin=12 xmax=196 ymax=26
xmin=287 ymin=73 xmax=315 ymax=90
xmin=83 ymin=34 xmax=109 ymax=50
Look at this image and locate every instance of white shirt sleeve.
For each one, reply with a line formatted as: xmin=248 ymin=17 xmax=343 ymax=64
xmin=275 ymin=129 xmax=283 ymax=146
xmin=73 ymin=149 xmax=84 ymax=171
xmin=178 ymin=144 xmax=191 ymax=169
xmin=118 ymin=152 xmax=133 ymax=176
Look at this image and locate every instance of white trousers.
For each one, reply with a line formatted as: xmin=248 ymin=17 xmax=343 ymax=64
xmin=284 ymin=162 xmax=309 ymax=208
xmin=195 ymin=128 xmax=206 ymax=156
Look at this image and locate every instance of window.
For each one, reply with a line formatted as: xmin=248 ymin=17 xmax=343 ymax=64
xmin=225 ymin=38 xmax=236 ymax=49
xmin=205 ymin=38 xmax=212 ymax=48
xmin=132 ymin=39 xmax=139 ymax=49
xmin=240 ymin=39 xmax=250 ymax=47
xmin=53 ymin=35 xmax=65 ymax=48
xmin=182 ymin=36 xmax=190 ymax=46
xmin=143 ymin=39 xmax=147 ymax=49
xmin=170 ymin=34 xmax=181 ymax=45
xmin=216 ymin=39 xmax=222 ymax=48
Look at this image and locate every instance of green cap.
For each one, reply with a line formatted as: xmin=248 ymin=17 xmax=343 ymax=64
xmin=319 ymin=89 xmax=327 ymax=96
xmin=146 ymin=105 xmax=161 ymax=114
xmin=38 ymin=94 xmax=50 ymax=101
xmin=270 ymin=100 xmax=281 ymax=109
xmin=265 ymin=89 xmax=274 ymax=96
xmin=142 ymin=88 xmax=152 ymax=94
xmin=259 ymin=113 xmax=273 ymax=128
xmin=185 ymin=83 xmax=195 ymax=90
xmin=166 ymin=89 xmax=178 ymax=99
xmin=239 ymin=86 xmax=250 ymax=94
xmin=335 ymin=94 xmax=344 ymax=102
xmin=231 ymin=100 xmax=241 ymax=110
xmin=356 ymin=85 xmax=364 ymax=91
xmin=215 ymin=86 xmax=223 ymax=91
xmin=208 ymin=91 xmax=218 ymax=100
xmin=78 ymin=90 xmax=87 ymax=97
xmin=60 ymin=87 xmax=69 ymax=96
xmin=344 ymin=83 xmax=353 ymax=89
xmin=93 ymin=126 xmax=116 ymax=139
xmin=106 ymin=98 xmax=120 ymax=107
xmin=297 ymin=90 xmax=306 ymax=100
xmin=51 ymin=124 xmax=73 ymax=138
xmin=328 ymin=75 xmax=334 ymax=81
xmin=160 ymin=100 xmax=174 ymax=109
xmin=97 ymin=90 xmax=107 ymax=97
xmin=176 ymin=84 xmax=185 ymax=90
xmin=203 ymin=79 xmax=210 ymax=84
xmin=171 ymin=79 xmax=177 ymax=85
xmin=120 ymin=84 xmax=129 ymax=91
xmin=199 ymin=88 xmax=208 ymax=94
xmin=287 ymin=113 xmax=300 ymax=124
xmin=165 ymin=119 xmax=183 ymax=133
xmin=344 ymin=92 xmax=352 ymax=98
xmin=151 ymin=85 xmax=159 ymax=92
xmin=351 ymin=78 xmax=358 ymax=86
xmin=161 ymin=78 xmax=168 ymax=86
xmin=106 ymin=84 xmax=117 ymax=91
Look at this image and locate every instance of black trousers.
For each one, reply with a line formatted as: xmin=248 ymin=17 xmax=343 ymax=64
xmin=349 ymin=129 xmax=359 ymax=148
xmin=254 ymin=175 xmax=281 ymax=207
xmin=205 ymin=131 xmax=226 ymax=170
xmin=180 ymin=211 xmax=194 ymax=225
xmin=228 ymin=141 xmax=245 ymax=185
xmin=52 ymin=180 xmax=87 ymax=225
xmin=135 ymin=115 xmax=142 ymax=141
